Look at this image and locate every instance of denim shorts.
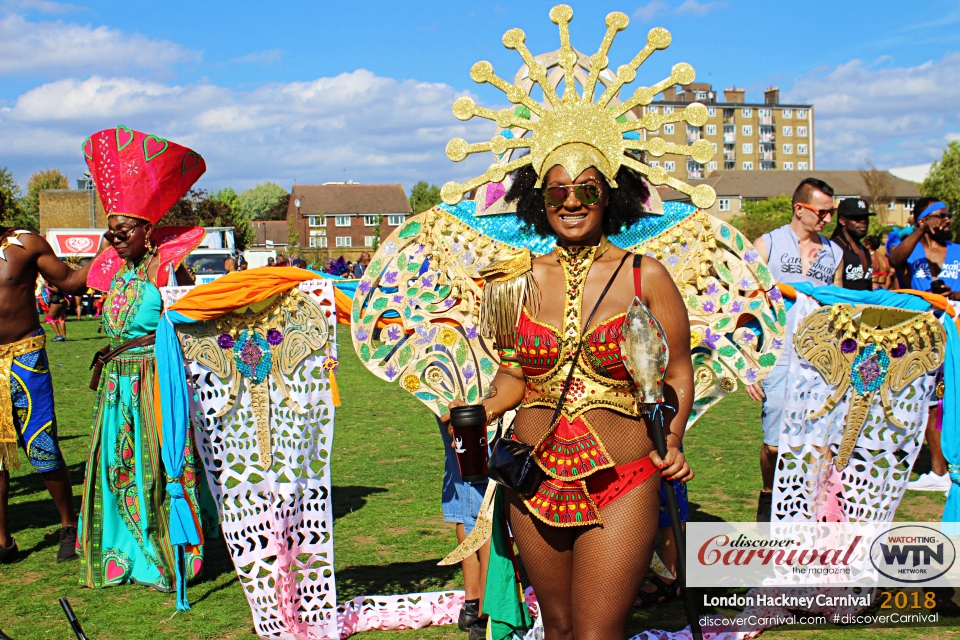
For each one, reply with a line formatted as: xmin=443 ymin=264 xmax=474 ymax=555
xmin=438 ymin=418 xmax=488 ymax=535
xmin=760 ymin=364 xmax=788 ymax=446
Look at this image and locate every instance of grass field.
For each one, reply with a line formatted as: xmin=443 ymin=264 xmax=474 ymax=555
xmin=0 ymin=317 xmax=957 ymax=639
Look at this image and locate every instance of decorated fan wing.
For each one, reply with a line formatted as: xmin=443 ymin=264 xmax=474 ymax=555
xmin=351 ymin=207 xmax=507 ymax=416
xmin=631 ymin=209 xmax=786 ymax=425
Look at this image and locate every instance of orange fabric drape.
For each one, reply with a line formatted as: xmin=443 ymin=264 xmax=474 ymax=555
xmin=776 ymin=283 xmax=956 ymax=318
xmin=170 ymin=267 xmax=317 ymax=320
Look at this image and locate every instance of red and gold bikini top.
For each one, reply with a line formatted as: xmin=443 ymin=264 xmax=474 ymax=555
xmin=489 ymin=241 xmax=645 ymax=420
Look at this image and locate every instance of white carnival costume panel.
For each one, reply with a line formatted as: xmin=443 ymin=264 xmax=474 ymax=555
xmin=162 ymin=280 xmax=340 ymax=639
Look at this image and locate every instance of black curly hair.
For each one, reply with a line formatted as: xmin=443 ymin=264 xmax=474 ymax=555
xmin=504 ymin=164 xmax=651 ymax=238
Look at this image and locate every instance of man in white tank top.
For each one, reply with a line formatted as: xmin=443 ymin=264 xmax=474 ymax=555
xmin=747 ymin=178 xmax=843 ymax=521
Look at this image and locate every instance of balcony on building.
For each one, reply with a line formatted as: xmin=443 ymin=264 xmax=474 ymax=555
xmin=760 ymin=161 xmax=776 ymax=171
xmin=760 ymin=151 xmax=775 ymax=161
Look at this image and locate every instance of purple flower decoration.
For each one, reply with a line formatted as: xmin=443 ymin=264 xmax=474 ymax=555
xmin=745 ymin=249 xmax=759 ymax=264
xmin=739 ymin=330 xmax=756 ymax=344
xmin=666 ymin=254 xmax=680 ymax=266
xmin=841 ymin=338 xmax=857 ymax=354
xmin=385 ymin=363 xmax=399 ymax=380
xmin=217 ymin=333 xmax=235 ymax=349
xmin=356 ymin=326 xmax=370 ymax=341
xmin=891 ymin=343 xmax=907 ymax=358
xmin=358 ymin=280 xmax=372 ymax=295
xmin=392 ymin=294 xmax=404 ymax=304
xmin=703 ymin=329 xmax=721 ymax=350
xmin=706 ymin=282 xmax=719 ymax=295
xmin=266 ymin=328 xmax=284 ymax=346
xmin=415 ymin=324 xmax=437 ymax=346
xmin=421 ymin=275 xmax=434 ymax=288
xmin=463 ymin=363 xmax=476 ymax=382
xmin=384 ymin=240 xmax=398 ymax=255
xmin=746 ymin=368 xmax=758 ymax=383
xmin=414 ymin=243 xmax=425 ymax=255
xmin=384 ymin=271 xmax=398 ymax=285
xmin=769 ymin=288 xmax=782 ymax=302
xmin=465 ymin=325 xmax=479 ymax=340
xmin=387 ymin=325 xmax=402 ymax=342
xmin=731 ymin=300 xmax=744 ymax=313
xmin=463 ymin=251 xmax=475 ymax=266
xmin=772 ymin=337 xmax=784 ymax=351
xmin=739 ymin=277 xmax=754 ymax=289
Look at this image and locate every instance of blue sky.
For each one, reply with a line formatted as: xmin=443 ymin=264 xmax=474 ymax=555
xmin=2 ymin=0 xmax=959 ymax=193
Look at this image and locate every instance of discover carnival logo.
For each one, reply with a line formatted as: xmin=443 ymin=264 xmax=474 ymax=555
xmin=698 ymin=533 xmax=861 ymax=570
xmin=870 ymin=525 xmax=956 ymax=583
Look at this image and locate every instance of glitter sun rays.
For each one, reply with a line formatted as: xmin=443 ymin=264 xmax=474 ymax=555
xmin=440 ymin=4 xmax=717 ymax=210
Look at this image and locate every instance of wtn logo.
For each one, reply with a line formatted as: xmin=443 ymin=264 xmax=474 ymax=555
xmin=871 ymin=525 xmax=956 ymax=584
xmin=879 ymin=543 xmax=944 ymax=567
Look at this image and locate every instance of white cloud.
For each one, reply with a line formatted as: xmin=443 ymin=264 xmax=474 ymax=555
xmin=1 ymin=0 xmax=84 ymax=13
xmin=674 ymin=1 xmax=727 ymax=16
xmin=633 ymin=1 xmax=668 ymax=22
xmin=0 ymin=14 xmax=200 ymax=76
xmin=227 ymin=49 xmax=283 ymax=67
xmin=783 ymin=52 xmax=960 ymax=168
xmin=0 ymin=70 xmax=496 ymax=191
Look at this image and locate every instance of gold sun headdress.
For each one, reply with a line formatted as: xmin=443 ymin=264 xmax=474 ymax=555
xmin=441 ymin=4 xmax=717 ymax=211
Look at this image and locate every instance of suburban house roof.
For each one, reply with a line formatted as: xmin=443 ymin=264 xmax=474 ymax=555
xmin=287 ymin=184 xmax=412 ymax=217
xmin=660 ymin=170 xmax=922 ymax=201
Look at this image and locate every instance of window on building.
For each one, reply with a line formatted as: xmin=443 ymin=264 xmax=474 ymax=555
xmin=363 ymin=215 xmax=379 ymax=226
xmin=758 ymin=108 xmax=772 ymax=117
xmin=783 ymin=162 xmax=794 ymax=170
xmin=782 ymin=109 xmax=793 ymax=118
xmin=706 ymin=124 xmax=717 ymax=135
xmin=707 ymin=161 xmax=717 ymax=171
xmin=649 ymin=161 xmax=660 ymax=167
xmin=797 ymin=109 xmax=807 ymax=119
xmin=309 ymin=235 xmax=328 ymax=248
xmin=364 ymin=236 xmax=378 ymax=246
xmin=719 ymin=199 xmax=730 ymax=212
xmin=905 ymin=198 xmax=917 ymax=210
xmin=742 ymin=125 xmax=752 ymax=136
xmin=387 ymin=214 xmax=405 ymax=226
xmin=334 ymin=215 xmax=351 ymax=227
xmin=712 ymin=142 xmax=718 ymax=153
xmin=782 ymin=126 xmax=793 ymax=136
xmin=742 ymin=143 xmax=753 ymax=154
xmin=742 ymin=108 xmax=752 ymax=117
xmin=887 ymin=201 xmax=897 ymax=210
xmin=797 ymin=161 xmax=809 ymax=170
xmin=664 ymin=106 xmax=674 ymax=115
xmin=648 ymin=105 xmax=658 ymax=114
xmin=797 ymin=126 xmax=808 ymax=137
xmin=696 ymin=91 xmax=706 ymax=101
xmin=308 ymin=215 xmax=325 ymax=227
xmin=707 ymin=107 xmax=716 ymax=117
xmin=664 ymin=123 xmax=675 ymax=134
xmin=797 ymin=143 xmax=808 ymax=154
xmin=335 ymin=236 xmax=352 ymax=248
xmin=783 ymin=144 xmax=793 ymax=154
xmin=743 ymin=161 xmax=754 ymax=170
xmin=664 ymin=161 xmax=676 ymax=172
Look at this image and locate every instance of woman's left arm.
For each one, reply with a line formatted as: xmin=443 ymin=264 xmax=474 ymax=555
xmin=642 ymin=257 xmax=695 ymax=482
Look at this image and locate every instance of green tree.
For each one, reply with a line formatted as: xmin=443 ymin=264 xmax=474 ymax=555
xmin=165 ymin=189 xmax=255 ymax=251
xmin=921 ymin=141 xmax=960 ymax=240
xmin=408 ymin=181 xmax=441 ymax=214
xmin=23 ymin=169 xmax=69 ymax=225
xmin=260 ymin=194 xmax=290 ymax=221
xmin=0 ymin=166 xmax=34 ymax=231
xmin=212 ymin=187 xmax=254 ymax=250
xmin=239 ymin=182 xmax=287 ymax=221
xmin=729 ymin=195 xmax=793 ymax=241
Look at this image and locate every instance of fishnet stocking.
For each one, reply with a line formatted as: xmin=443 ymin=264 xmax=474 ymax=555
xmin=509 ymin=407 xmax=661 ymax=639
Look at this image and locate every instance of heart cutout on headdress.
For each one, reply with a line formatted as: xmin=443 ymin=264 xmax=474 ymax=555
xmin=82 ymin=137 xmax=93 ymax=159
xmin=181 ymin=152 xmax=202 ymax=175
xmin=116 ymin=125 xmax=135 ymax=152
xmin=143 ymin=135 xmax=169 ymax=162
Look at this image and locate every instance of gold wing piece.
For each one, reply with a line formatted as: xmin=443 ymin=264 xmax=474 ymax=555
xmin=632 ymin=210 xmax=786 ymax=425
xmin=350 ymin=208 xmax=511 ymax=416
xmin=794 ymin=304 xmax=946 ymax=470
xmin=179 ymin=289 xmax=330 ymax=468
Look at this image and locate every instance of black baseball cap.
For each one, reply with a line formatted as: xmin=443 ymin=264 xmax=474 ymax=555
xmin=837 ymin=197 xmax=875 ymax=218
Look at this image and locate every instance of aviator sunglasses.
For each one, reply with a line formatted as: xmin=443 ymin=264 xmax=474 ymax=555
xmin=104 ymin=223 xmax=143 ymax=243
xmin=796 ymin=202 xmax=837 ymax=221
xmin=543 ymin=183 xmax=602 ymax=208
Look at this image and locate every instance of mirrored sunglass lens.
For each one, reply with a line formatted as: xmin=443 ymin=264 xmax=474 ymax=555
xmin=544 ymin=187 xmax=567 ymax=206
xmin=576 ymin=185 xmax=600 ymax=204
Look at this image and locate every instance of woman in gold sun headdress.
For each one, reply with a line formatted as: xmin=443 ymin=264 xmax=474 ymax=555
xmin=435 ymin=6 xmax=712 ymax=637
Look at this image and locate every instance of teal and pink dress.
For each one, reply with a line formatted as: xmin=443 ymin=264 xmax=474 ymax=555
xmin=79 ymin=256 xmax=206 ymax=590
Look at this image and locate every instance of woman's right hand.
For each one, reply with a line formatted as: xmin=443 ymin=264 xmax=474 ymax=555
xmin=441 ymin=399 xmax=468 ymax=440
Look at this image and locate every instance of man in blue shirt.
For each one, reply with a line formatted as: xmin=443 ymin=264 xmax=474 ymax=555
xmin=889 ymin=197 xmax=960 ymax=297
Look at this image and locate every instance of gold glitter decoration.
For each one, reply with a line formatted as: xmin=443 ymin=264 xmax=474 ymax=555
xmin=402 ymin=374 xmax=421 ymax=392
xmin=438 ymin=328 xmax=458 ymax=346
xmin=0 ymin=333 xmax=46 ymax=470
xmin=690 ymin=328 xmax=703 ymax=348
xmin=794 ymin=305 xmax=946 ymax=471
xmin=441 ymin=4 xmax=716 ymax=209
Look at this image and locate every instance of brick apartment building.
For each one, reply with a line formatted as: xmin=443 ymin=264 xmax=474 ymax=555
xmin=287 ymin=183 xmax=412 ymax=261
xmin=641 ymin=85 xmax=814 ymax=182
